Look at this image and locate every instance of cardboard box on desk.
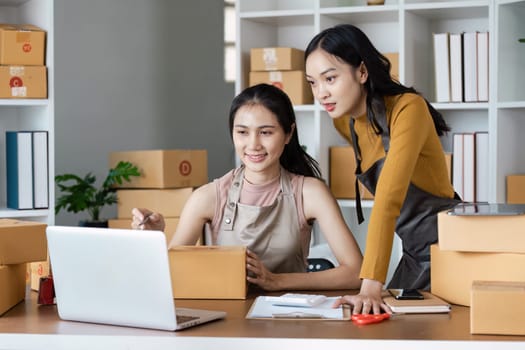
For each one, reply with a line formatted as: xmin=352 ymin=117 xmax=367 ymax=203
xmin=0 ymin=24 xmax=46 ymax=65
xmin=109 ymin=217 xmax=180 ymax=245
xmin=471 ymin=280 xmax=525 ymax=335
xmin=0 ymin=66 xmax=47 ymax=98
xmin=0 ymin=264 xmax=26 ymax=315
xmin=430 ymin=244 xmax=525 ymax=306
xmin=109 ymin=149 xmax=208 ymax=189
xmin=250 ymin=47 xmax=304 ymax=72
xmin=29 ymin=259 xmax=50 ymax=291
xmin=329 ymin=146 xmax=374 ymax=200
xmin=169 ymin=246 xmax=246 ymax=299
xmin=116 ymin=188 xmax=193 ymax=218
xmin=0 ymin=219 xmax=47 ymax=264
xmin=437 ymin=210 xmax=525 ymax=253
xmin=507 ymin=175 xmax=525 ymax=204
xmin=249 ymin=71 xmax=313 ymax=105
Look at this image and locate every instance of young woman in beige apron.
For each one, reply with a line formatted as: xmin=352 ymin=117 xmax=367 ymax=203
xmin=132 ymin=84 xmax=363 ymax=292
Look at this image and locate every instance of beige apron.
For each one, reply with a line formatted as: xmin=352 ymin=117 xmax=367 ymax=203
xmin=216 ymin=167 xmax=307 ymax=273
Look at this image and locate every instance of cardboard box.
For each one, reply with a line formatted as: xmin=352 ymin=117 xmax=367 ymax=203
xmin=29 ymin=259 xmax=50 ymax=291
xmin=0 ymin=65 xmax=47 ymax=98
xmin=249 ymin=70 xmax=313 ymax=105
xmin=0 ymin=264 xmax=26 ymax=315
xmin=250 ymin=47 xmax=304 ymax=72
xmin=109 ymin=149 xmax=208 ymax=189
xmin=430 ymin=244 xmax=525 ymax=306
xmin=329 ymin=146 xmax=374 ymax=200
xmin=507 ymin=175 xmax=525 ymax=204
xmin=444 ymin=152 xmax=452 ymax=182
xmin=109 ymin=217 xmax=180 ymax=245
xmin=384 ymin=52 xmax=399 ymax=80
xmin=471 ymin=280 xmax=525 ymax=335
xmin=0 ymin=24 xmax=46 ymax=65
xmin=0 ymin=219 xmax=47 ymax=264
xmin=169 ymin=246 xmax=246 ymax=299
xmin=437 ymin=210 xmax=525 ymax=253
xmin=116 ymin=188 xmax=193 ymax=218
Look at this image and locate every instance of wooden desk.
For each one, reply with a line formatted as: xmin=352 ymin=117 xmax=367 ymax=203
xmin=0 ymin=291 xmax=523 ymax=350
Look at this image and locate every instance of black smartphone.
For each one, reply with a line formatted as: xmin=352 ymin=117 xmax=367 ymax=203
xmin=388 ymin=289 xmax=424 ymax=300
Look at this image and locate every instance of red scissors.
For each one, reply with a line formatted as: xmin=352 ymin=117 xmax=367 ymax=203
xmin=351 ymin=313 xmax=390 ymax=325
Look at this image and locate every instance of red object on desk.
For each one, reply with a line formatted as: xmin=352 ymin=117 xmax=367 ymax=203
xmin=351 ymin=313 xmax=390 ymax=325
xmin=37 ymin=275 xmax=56 ymax=305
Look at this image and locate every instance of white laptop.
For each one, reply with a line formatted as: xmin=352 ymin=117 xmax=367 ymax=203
xmin=46 ymin=225 xmax=226 ymax=331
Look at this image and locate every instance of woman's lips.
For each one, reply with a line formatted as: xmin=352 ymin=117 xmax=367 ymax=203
xmin=324 ymin=103 xmax=335 ymax=112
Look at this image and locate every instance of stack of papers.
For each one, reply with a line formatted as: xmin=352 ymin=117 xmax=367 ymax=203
xmin=246 ymin=296 xmax=349 ymax=320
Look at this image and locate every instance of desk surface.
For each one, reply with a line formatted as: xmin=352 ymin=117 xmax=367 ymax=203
xmin=0 ymin=290 xmax=523 ymax=350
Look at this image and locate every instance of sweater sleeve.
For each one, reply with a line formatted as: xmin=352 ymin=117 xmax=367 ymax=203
xmin=359 ymin=95 xmax=433 ymax=283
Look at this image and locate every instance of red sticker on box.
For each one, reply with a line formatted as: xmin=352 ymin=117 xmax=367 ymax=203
xmin=179 ymin=160 xmax=192 ymax=176
xmin=9 ymin=77 xmax=23 ymax=87
xmin=23 ymin=43 xmax=32 ymax=53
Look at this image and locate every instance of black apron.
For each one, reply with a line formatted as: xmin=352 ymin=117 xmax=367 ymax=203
xmin=349 ymin=116 xmax=461 ymax=290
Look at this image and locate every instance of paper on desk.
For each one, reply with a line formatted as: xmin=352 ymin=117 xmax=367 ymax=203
xmin=246 ymin=296 xmax=347 ymax=320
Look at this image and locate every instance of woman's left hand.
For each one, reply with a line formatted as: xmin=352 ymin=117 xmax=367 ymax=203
xmin=245 ymin=249 xmax=281 ymax=291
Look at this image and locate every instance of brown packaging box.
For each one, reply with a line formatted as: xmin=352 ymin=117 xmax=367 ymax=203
xmin=384 ymin=52 xmax=399 ymax=80
xmin=0 ymin=65 xmax=47 ymax=98
xmin=250 ymin=47 xmax=305 ymax=72
xmin=249 ymin=70 xmax=313 ymax=105
xmin=109 ymin=217 xmax=180 ymax=245
xmin=437 ymin=210 xmax=525 ymax=253
xmin=471 ymin=280 xmax=525 ymax=335
xmin=109 ymin=149 xmax=208 ymax=189
xmin=29 ymin=259 xmax=50 ymax=291
xmin=0 ymin=24 xmax=46 ymax=65
xmin=430 ymin=244 xmax=525 ymax=306
xmin=507 ymin=175 xmax=525 ymax=204
xmin=0 ymin=264 xmax=26 ymax=315
xmin=169 ymin=246 xmax=246 ymax=299
xmin=116 ymin=188 xmax=193 ymax=218
xmin=0 ymin=219 xmax=47 ymax=264
xmin=329 ymin=146 xmax=374 ymax=200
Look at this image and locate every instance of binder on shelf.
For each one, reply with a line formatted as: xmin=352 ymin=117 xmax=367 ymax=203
xmin=475 ymin=132 xmax=489 ymax=202
xmin=452 ymin=133 xmax=464 ymax=199
xmin=462 ymin=133 xmax=476 ymax=202
xmin=477 ymin=31 xmax=489 ymax=102
xmin=6 ymin=131 xmax=33 ymax=210
xmin=463 ymin=31 xmax=478 ymax=102
xmin=32 ymin=131 xmax=49 ymax=209
xmin=433 ymin=32 xmax=451 ymax=103
xmin=449 ymin=33 xmax=463 ymax=102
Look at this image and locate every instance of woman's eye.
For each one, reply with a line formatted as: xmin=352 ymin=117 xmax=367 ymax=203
xmin=326 ymin=76 xmax=336 ymax=83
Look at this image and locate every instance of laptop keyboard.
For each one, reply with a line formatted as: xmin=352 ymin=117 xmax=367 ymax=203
xmin=176 ymin=314 xmax=200 ymax=324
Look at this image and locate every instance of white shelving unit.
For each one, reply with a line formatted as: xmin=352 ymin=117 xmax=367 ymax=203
xmin=236 ymin=0 xmax=525 ymax=281
xmin=0 ymin=0 xmax=54 ymax=225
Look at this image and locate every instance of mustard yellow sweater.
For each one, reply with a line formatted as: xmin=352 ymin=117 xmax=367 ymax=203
xmin=333 ymin=93 xmax=455 ymax=283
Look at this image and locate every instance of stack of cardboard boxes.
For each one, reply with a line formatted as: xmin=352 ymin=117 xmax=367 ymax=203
xmin=0 ymin=24 xmax=47 ymax=98
xmin=507 ymin=174 xmax=525 ymax=204
xmin=249 ymin=47 xmax=313 ymax=105
xmin=432 ymin=210 xmax=525 ymax=335
xmin=108 ymin=149 xmax=208 ymax=245
xmin=0 ymin=219 xmax=47 ymax=315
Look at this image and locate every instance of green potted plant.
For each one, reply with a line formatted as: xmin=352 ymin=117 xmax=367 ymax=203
xmin=55 ymin=161 xmax=141 ymax=227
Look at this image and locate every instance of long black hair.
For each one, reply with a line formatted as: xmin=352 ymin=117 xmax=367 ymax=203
xmin=229 ymin=83 xmax=322 ymax=179
xmin=305 ymin=24 xmax=450 ymax=136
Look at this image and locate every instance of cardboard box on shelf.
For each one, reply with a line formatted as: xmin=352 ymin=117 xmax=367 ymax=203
xmin=507 ymin=175 xmax=525 ymax=204
xmin=0 ymin=264 xmax=26 ymax=315
xmin=430 ymin=244 xmax=525 ymax=306
xmin=0 ymin=65 xmax=47 ymax=98
xmin=109 ymin=217 xmax=180 ymax=245
xmin=437 ymin=210 xmax=525 ymax=253
xmin=116 ymin=188 xmax=193 ymax=218
xmin=0 ymin=24 xmax=46 ymax=65
xmin=109 ymin=149 xmax=208 ymax=189
xmin=470 ymin=280 xmax=525 ymax=335
xmin=329 ymin=146 xmax=374 ymax=200
xmin=0 ymin=219 xmax=47 ymax=264
xmin=383 ymin=52 xmax=399 ymax=80
xmin=168 ymin=246 xmax=246 ymax=299
xmin=250 ymin=47 xmax=305 ymax=72
xmin=249 ymin=70 xmax=313 ymax=105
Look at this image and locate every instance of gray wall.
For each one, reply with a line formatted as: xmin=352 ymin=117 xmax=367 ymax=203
xmin=54 ymin=0 xmax=235 ymax=225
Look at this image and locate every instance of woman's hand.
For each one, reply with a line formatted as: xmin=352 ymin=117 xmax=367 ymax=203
xmin=131 ymin=207 xmax=166 ymax=232
xmin=245 ymin=249 xmax=281 ymax=291
xmin=332 ymin=278 xmax=391 ymax=314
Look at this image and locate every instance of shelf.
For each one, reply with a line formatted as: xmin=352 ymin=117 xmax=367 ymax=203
xmin=0 ymin=208 xmax=50 ymax=218
xmin=0 ymin=99 xmax=49 ymax=107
